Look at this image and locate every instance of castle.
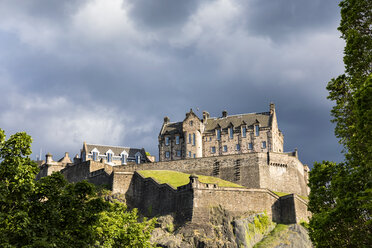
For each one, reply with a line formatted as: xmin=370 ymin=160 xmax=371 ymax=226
xmin=37 ymin=104 xmax=311 ymax=225
xmin=159 ymin=103 xmax=283 ymax=161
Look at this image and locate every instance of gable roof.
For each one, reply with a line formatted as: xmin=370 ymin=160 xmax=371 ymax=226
xmin=160 ymin=121 xmax=183 ymax=136
xmin=204 ymin=112 xmax=271 ymax=132
xmin=85 ymin=143 xmax=146 ymax=158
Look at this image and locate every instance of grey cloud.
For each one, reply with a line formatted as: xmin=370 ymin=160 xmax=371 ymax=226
xmin=0 ymin=0 xmax=88 ymax=22
xmin=0 ymin=0 xmax=344 ymax=167
xmin=241 ymin=0 xmax=340 ymax=41
xmin=127 ymin=0 xmax=209 ymax=30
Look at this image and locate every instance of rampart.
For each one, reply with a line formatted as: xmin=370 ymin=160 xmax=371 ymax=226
xmin=124 ymin=172 xmax=309 ymax=224
xmin=58 ymin=152 xmax=310 ymax=224
xmin=110 ymin=152 xmax=309 ymax=196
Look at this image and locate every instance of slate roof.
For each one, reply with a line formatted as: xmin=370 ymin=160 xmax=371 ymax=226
xmin=161 ymin=122 xmax=183 ymax=135
xmin=160 ymin=112 xmax=271 ymax=135
xmin=204 ymin=112 xmax=271 ymax=132
xmin=85 ymin=144 xmax=146 ymax=157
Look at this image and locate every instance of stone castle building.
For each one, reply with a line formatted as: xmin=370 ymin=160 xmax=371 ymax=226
xmin=36 ymin=104 xmax=311 ymax=225
xmin=36 ymin=142 xmax=152 ymax=179
xmin=159 ymin=103 xmax=283 ymax=161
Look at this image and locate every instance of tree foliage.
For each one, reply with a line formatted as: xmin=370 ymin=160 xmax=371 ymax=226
xmin=0 ymin=129 xmax=155 ymax=247
xmin=308 ymin=0 xmax=372 ymax=247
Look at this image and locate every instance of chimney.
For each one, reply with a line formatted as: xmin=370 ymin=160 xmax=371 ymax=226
xmin=270 ymin=102 xmax=275 ymax=114
xmin=222 ymin=110 xmax=228 ymax=118
xmin=45 ymin=153 xmax=53 ymax=164
xmin=164 ymin=116 xmax=170 ymax=123
xmin=203 ymin=111 xmax=210 ymax=121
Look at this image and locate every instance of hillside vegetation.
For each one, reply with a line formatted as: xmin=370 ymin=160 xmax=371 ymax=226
xmin=138 ymin=170 xmax=244 ymax=188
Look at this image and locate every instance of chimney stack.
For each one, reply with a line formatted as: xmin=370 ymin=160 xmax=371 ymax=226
xmin=46 ymin=153 xmax=53 ymax=164
xmin=222 ymin=110 xmax=228 ymax=118
xmin=164 ymin=116 xmax=170 ymax=123
xmin=203 ymin=111 xmax=210 ymax=121
xmin=270 ymin=102 xmax=275 ymax=114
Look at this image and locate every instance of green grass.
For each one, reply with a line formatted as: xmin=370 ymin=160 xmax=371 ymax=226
xmin=273 ymin=191 xmax=309 ymax=201
xmin=253 ymin=224 xmax=289 ymax=248
xmin=137 ymin=170 xmax=244 ymax=188
xmin=273 ymin=191 xmax=291 ymax=197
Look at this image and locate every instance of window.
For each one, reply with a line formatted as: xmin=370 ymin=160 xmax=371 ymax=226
xmin=217 ymin=129 xmax=221 ymax=140
xmin=188 ymin=151 xmax=191 ymax=157
xmin=165 ymin=137 xmax=170 ymax=146
xmin=189 ymin=134 xmax=191 ymax=143
xmin=262 ymin=141 xmax=267 ymax=149
xmin=92 ymin=152 xmax=98 ymax=161
xmin=107 ymin=153 xmax=112 ymax=163
xmin=223 ymin=145 xmax=227 ymax=152
xmin=165 ymin=151 xmax=170 ymax=158
xmin=176 ymin=150 xmax=181 ymax=157
xmin=242 ymin=126 xmax=246 ymax=138
xmin=236 ymin=144 xmax=240 ymax=151
xmin=121 ymin=154 xmax=127 ymax=164
xmin=211 ymin=146 xmax=216 ymax=153
xmin=176 ymin=136 xmax=180 ymax=145
xmin=136 ymin=155 xmax=141 ymax=164
xmin=255 ymin=125 xmax=260 ymax=136
xmin=193 ymin=133 xmax=195 ymax=146
xmin=209 ymin=137 xmax=212 ymax=141
xmin=189 ymin=121 xmax=193 ymax=126
xmin=229 ymin=127 xmax=234 ymax=139
xmin=248 ymin=143 xmax=253 ymax=150
xmin=193 ymin=154 xmax=196 ymax=158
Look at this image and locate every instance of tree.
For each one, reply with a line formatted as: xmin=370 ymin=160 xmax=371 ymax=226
xmin=308 ymin=0 xmax=372 ymax=247
xmin=0 ymin=129 xmax=155 ymax=247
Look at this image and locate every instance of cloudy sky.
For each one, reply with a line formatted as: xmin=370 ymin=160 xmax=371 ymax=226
xmin=0 ymin=0 xmax=345 ymax=166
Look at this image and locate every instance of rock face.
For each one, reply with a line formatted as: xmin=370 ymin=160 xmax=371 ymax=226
xmin=150 ymin=207 xmax=313 ymax=248
xmin=266 ymin=224 xmax=313 ymax=248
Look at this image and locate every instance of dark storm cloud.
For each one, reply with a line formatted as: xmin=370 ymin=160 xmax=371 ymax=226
xmin=127 ymin=0 xmax=208 ymax=29
xmin=242 ymin=0 xmax=340 ymax=41
xmin=0 ymin=0 xmax=344 ymax=166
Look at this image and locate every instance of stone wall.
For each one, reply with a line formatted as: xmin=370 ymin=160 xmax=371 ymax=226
xmin=279 ymin=194 xmax=310 ymax=224
xmin=124 ymin=172 xmax=309 ymax=225
xmin=111 ymin=152 xmax=308 ymax=196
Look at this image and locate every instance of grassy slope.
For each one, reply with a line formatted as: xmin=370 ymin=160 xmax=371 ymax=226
xmin=253 ymin=224 xmax=289 ymax=248
xmin=137 ymin=170 xmax=244 ymax=188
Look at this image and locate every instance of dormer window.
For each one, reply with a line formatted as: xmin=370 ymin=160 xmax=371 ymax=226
xmin=121 ymin=154 xmax=127 ymax=165
xmin=217 ymin=129 xmax=221 ymax=141
xmin=255 ymin=125 xmax=260 ymax=136
xmin=242 ymin=126 xmax=246 ymax=138
xmin=165 ymin=137 xmax=170 ymax=146
xmin=229 ymin=127 xmax=234 ymax=139
xmin=135 ymin=153 xmax=141 ymax=164
xmin=176 ymin=135 xmax=180 ymax=145
xmin=107 ymin=152 xmax=113 ymax=163
xmin=92 ymin=152 xmax=98 ymax=161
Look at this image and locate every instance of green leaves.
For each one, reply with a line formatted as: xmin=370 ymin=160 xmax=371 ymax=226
xmin=0 ymin=129 xmax=156 ymax=247
xmin=308 ymin=0 xmax=372 ymax=246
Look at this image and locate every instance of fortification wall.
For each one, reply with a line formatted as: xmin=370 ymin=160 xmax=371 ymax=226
xmin=259 ymin=152 xmax=308 ymax=196
xmin=124 ymin=173 xmax=308 ymax=224
xmin=125 ymin=173 xmax=193 ymax=223
xmin=192 ymin=187 xmax=281 ymax=223
xmin=112 ymin=152 xmax=307 ymax=196
xmin=61 ymin=161 xmax=112 ymax=183
xmin=279 ymin=194 xmax=310 ymax=224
